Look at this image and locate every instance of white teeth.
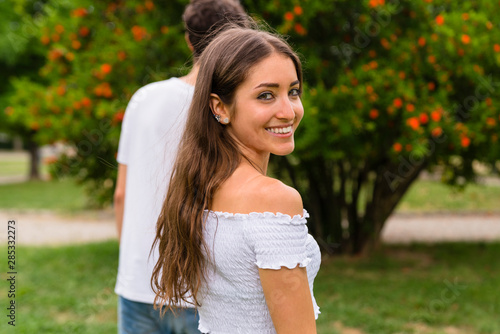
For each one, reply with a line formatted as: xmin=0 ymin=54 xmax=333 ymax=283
xmin=266 ymin=126 xmax=292 ymax=134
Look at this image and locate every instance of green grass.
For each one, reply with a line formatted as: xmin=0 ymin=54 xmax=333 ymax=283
xmin=0 ymin=159 xmax=29 ymax=176
xmin=0 ymin=151 xmax=49 ymax=178
xmin=0 ymin=241 xmax=498 ymax=333
xmin=0 ymin=179 xmax=87 ymax=211
xmin=396 ymin=180 xmax=500 ymax=213
xmin=0 ymin=241 xmax=118 ymax=334
xmin=315 ymin=242 xmax=500 ymax=334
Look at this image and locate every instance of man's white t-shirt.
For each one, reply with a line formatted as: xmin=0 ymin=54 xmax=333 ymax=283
xmin=115 ymin=78 xmax=194 ymax=305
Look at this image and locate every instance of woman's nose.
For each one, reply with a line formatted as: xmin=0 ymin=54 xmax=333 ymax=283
xmin=277 ymin=96 xmax=295 ymax=120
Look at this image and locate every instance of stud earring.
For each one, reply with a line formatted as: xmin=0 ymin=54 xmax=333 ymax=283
xmin=223 ymin=118 xmax=229 ymax=124
xmin=214 ymin=114 xmax=221 ymax=122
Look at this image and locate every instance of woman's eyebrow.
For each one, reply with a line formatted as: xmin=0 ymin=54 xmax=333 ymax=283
xmin=254 ymin=82 xmax=279 ymax=89
xmin=254 ymin=80 xmax=300 ymax=89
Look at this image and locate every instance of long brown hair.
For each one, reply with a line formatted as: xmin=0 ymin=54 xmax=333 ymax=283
xmin=151 ymin=26 xmax=303 ymax=311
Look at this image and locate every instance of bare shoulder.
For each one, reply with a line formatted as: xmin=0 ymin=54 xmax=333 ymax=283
xmin=212 ymin=167 xmax=304 ymax=216
xmin=248 ymin=175 xmax=304 ymax=216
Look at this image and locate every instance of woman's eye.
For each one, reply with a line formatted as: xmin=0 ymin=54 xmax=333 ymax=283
xmin=258 ymin=92 xmax=274 ymax=100
xmin=289 ymin=88 xmax=301 ymax=97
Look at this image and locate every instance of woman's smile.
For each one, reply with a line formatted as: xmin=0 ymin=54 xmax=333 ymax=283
xmin=265 ymin=125 xmax=294 ymax=136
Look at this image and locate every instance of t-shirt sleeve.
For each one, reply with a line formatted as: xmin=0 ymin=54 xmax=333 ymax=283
xmin=116 ymin=87 xmax=146 ymax=164
xmin=244 ymin=211 xmax=311 ymax=270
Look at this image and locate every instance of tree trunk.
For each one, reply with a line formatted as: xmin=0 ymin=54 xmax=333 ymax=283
xmin=13 ymin=136 xmax=23 ymax=151
xmin=348 ymin=164 xmax=370 ymax=254
xmin=27 ymin=136 xmax=40 ymax=180
xmin=361 ymin=159 xmax=428 ymax=255
xmin=282 ymin=154 xmax=428 ymax=255
xmin=305 ymin=157 xmax=341 ymax=254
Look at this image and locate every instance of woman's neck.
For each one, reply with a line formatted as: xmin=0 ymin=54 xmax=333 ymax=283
xmin=241 ymin=155 xmax=268 ymax=176
xmin=180 ymin=64 xmax=199 ymax=86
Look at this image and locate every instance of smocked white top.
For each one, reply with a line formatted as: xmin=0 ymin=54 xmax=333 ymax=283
xmin=198 ymin=209 xmax=321 ymax=334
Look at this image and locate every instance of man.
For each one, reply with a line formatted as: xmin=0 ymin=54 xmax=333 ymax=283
xmin=113 ymin=1 xmax=248 ymax=333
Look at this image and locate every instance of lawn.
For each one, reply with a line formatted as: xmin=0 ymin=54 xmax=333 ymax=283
xmin=0 ymin=242 xmax=118 ymax=334
xmin=1 ymin=153 xmax=499 ymax=333
xmin=0 ymin=241 xmax=498 ymax=333
xmin=0 ymin=158 xmax=29 ymax=177
xmin=315 ymin=242 xmax=500 ymax=334
xmin=396 ymin=180 xmax=500 ymax=213
xmin=0 ymin=179 xmax=87 ymax=212
xmin=0 ymin=151 xmax=49 ymax=178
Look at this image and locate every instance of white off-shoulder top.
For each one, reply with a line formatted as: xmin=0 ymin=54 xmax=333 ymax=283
xmin=198 ymin=209 xmax=321 ymax=334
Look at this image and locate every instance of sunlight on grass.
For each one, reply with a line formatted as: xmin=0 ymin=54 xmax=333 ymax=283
xmin=0 ymin=150 xmax=49 ymax=178
xmin=0 ymin=179 xmax=87 ymax=211
xmin=397 ymin=180 xmax=500 ymax=213
xmin=0 ymin=159 xmax=29 ymax=176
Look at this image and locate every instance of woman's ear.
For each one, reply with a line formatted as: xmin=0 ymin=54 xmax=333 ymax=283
xmin=209 ymin=94 xmax=231 ymax=124
xmin=185 ymin=32 xmax=194 ymax=52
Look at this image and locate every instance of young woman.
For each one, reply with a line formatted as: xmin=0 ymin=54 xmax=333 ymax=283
xmin=152 ymin=26 xmax=321 ymax=334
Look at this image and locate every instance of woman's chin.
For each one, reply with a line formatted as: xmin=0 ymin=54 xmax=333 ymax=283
xmin=272 ymin=144 xmax=295 ymax=156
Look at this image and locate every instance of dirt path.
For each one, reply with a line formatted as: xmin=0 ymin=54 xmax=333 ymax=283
xmin=0 ymin=210 xmax=117 ymax=246
xmin=381 ymin=212 xmax=500 ymax=243
xmin=1 ymin=209 xmax=499 ymax=246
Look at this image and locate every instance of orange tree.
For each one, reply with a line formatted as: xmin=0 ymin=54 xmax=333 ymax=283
xmin=243 ymin=0 xmax=500 ymax=253
xmin=5 ymin=0 xmax=500 ymax=253
xmin=5 ymin=0 xmax=191 ymax=205
xmin=1 ymin=0 xmax=47 ymax=178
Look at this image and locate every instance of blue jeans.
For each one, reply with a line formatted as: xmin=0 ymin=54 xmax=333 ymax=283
xmin=118 ymin=296 xmax=200 ymax=334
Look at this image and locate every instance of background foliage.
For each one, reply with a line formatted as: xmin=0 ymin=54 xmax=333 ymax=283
xmin=250 ymin=0 xmax=500 ymax=253
xmin=3 ymin=0 xmax=500 ymax=253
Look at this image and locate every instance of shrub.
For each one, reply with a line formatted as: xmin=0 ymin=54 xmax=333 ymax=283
xmin=4 ymin=0 xmax=500 ymax=252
